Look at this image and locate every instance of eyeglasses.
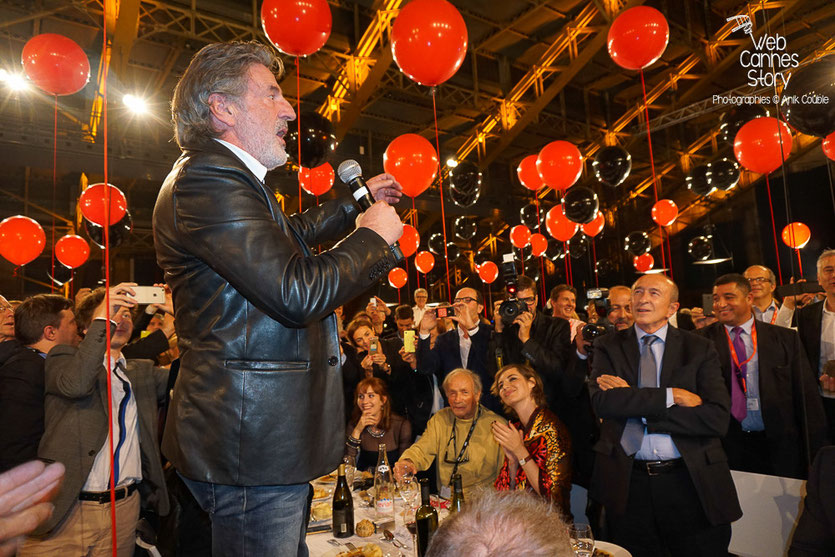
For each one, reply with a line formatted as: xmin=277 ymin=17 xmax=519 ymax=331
xmin=746 ymin=277 xmax=771 ymax=284
xmin=518 ymin=296 xmax=537 ymax=304
xmin=453 ymin=296 xmax=477 ymax=304
xmin=0 ymin=303 xmax=13 ymax=313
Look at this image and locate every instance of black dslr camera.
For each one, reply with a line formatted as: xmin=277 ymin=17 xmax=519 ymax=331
xmin=586 ymin=288 xmax=610 ymax=317
xmin=497 ymin=253 xmax=528 ymax=327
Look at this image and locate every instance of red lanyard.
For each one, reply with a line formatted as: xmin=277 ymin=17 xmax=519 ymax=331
xmin=724 ymin=325 xmax=757 ymax=394
xmin=768 ymin=307 xmax=777 ymax=325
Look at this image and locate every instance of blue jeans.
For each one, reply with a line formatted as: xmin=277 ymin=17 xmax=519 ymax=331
xmin=180 ymin=473 xmax=311 ymax=557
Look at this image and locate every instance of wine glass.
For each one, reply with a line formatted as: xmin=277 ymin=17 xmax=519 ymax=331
xmin=568 ymin=523 xmax=594 ymax=557
xmin=397 ymin=473 xmax=420 ymax=513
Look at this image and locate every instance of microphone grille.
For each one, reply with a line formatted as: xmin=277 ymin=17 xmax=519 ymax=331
xmin=337 ymin=159 xmax=362 ymax=183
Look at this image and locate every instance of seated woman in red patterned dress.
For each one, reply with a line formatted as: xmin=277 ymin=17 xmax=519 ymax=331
xmin=490 ymin=363 xmax=572 ymax=518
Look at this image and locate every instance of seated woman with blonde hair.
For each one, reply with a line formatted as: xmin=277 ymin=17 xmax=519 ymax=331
xmin=491 ymin=363 xmax=572 ymax=518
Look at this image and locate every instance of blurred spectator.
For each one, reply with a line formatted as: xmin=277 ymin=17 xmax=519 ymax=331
xmin=744 ymin=265 xmax=791 ymax=327
xmin=413 ymin=288 xmax=429 ymax=328
xmin=0 ymin=295 xmax=77 ymax=473
xmin=365 ymin=296 xmax=396 ymax=340
xmin=19 ymin=284 xmax=169 ymax=555
xmin=122 ymin=284 xmax=176 ymax=362
xmin=0 ymin=460 xmax=65 ymax=557
xmin=394 ymin=369 xmax=504 ymax=498
xmin=789 ymin=445 xmax=835 ymax=556
xmin=549 ymin=285 xmax=583 ymax=341
xmin=491 ymin=364 xmax=571 ymax=518
xmin=343 ymin=377 xmax=411 ymax=471
xmin=393 ymin=304 xmax=415 ymax=337
xmin=425 ymin=489 xmax=572 ymax=557
xmin=0 ymin=296 xmax=14 ymax=345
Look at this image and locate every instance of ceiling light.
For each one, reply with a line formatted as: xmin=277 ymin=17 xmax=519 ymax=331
xmin=446 ymin=158 xmax=459 ymax=168
xmin=1 ymin=70 xmax=29 ymax=92
xmin=123 ymin=94 xmax=148 ymax=115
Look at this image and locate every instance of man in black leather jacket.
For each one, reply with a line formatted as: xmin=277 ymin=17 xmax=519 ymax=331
xmin=153 ymin=41 xmax=403 ymax=557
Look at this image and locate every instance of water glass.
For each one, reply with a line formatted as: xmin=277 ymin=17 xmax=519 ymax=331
xmin=568 ymin=523 xmax=594 ymax=557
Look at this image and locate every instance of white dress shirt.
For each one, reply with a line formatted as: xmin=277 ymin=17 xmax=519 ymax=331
xmin=820 ymin=303 xmax=835 ymax=375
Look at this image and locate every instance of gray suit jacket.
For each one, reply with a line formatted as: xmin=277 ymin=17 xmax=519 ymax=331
xmin=34 ymin=320 xmax=170 ymax=536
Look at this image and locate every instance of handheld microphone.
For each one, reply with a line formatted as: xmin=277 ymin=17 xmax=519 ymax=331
xmin=337 ymin=159 xmax=404 ymax=263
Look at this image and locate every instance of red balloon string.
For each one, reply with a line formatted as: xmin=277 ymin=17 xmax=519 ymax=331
xmin=568 ymin=251 xmax=574 ymax=286
xmin=639 ymin=69 xmax=669 ymax=276
xmin=482 ymin=284 xmax=487 ymax=318
xmin=404 ymin=257 xmax=411 ymax=298
xmin=563 ymin=242 xmax=570 ymax=284
xmin=794 ymin=249 xmax=803 ymax=276
xmin=51 ymin=95 xmax=57 ymax=293
xmin=533 ymin=197 xmax=546 ymax=302
xmin=487 ymin=288 xmax=492 ymax=320
xmin=296 ymin=57 xmax=303 ymax=214
xmin=100 ymin=3 xmax=118 ymax=551
xmin=397 ymin=287 xmax=401 ymax=305
xmin=764 ymin=174 xmax=783 ymax=284
xmin=411 ymin=197 xmax=421 ymax=291
xmin=431 ymin=90 xmax=452 ymax=302
xmin=592 ymin=239 xmax=599 ymax=288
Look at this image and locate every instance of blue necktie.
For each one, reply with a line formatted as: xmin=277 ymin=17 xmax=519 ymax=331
xmin=620 ymin=335 xmax=658 ymax=456
xmin=111 ymin=361 xmax=131 ymax=487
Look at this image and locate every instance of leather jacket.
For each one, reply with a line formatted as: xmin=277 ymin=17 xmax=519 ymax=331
xmin=153 ymin=141 xmax=395 ymax=485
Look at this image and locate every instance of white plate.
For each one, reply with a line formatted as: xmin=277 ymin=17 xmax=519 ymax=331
xmin=594 ymin=540 xmax=632 ymax=557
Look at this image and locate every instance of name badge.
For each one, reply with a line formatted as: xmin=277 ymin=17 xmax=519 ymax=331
xmin=746 ymin=398 xmax=759 ymax=411
xmin=439 ymin=485 xmax=451 ymax=500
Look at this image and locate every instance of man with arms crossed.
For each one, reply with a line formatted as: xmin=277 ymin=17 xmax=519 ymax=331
xmin=153 ymin=42 xmax=403 ymax=556
xmin=589 ymin=274 xmax=741 ymax=557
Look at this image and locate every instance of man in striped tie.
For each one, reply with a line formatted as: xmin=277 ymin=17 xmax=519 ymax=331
xmin=588 ymin=274 xmax=741 ymax=557
xmin=19 ymin=283 xmax=170 ymax=556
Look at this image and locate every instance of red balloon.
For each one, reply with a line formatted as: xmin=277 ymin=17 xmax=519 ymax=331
xmin=529 ymin=233 xmax=548 ymax=257
xmin=733 ymin=117 xmax=793 ymax=174
xmin=607 ymin=7 xmax=670 ymax=71
xmin=823 ymin=132 xmax=835 ymax=161
xmin=388 ymin=267 xmax=408 ymax=289
xmin=510 ymin=225 xmax=532 ymax=249
xmin=390 ymin=0 xmax=468 ymax=86
xmin=536 ymin=141 xmax=583 ymax=191
xmin=633 ymin=253 xmax=655 ymax=273
xmin=401 ymin=224 xmax=420 ymax=258
xmin=517 ymin=155 xmax=544 ymax=191
xmin=781 ymin=222 xmax=811 ymax=249
xmin=545 ymin=205 xmax=578 ymax=242
xmin=78 ymin=183 xmax=127 ymax=227
xmin=0 ymin=216 xmax=45 ymax=266
xmin=478 ymin=261 xmax=499 ymax=284
xmin=581 ymin=212 xmax=605 ymax=238
xmin=651 ymin=199 xmax=678 ymax=227
xmin=299 ymin=163 xmax=334 ymax=196
xmin=383 ymin=134 xmax=438 ymax=198
xmin=261 ymin=0 xmax=332 ymax=56
xmin=415 ymin=250 xmax=435 ymax=274
xmin=21 ymin=34 xmax=90 ymax=96
xmin=55 ymin=234 xmax=90 ymax=269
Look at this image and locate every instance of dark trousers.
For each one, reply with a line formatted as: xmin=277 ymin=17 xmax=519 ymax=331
xmin=608 ymin=464 xmax=731 ymax=557
xmin=723 ymin=421 xmax=772 ymax=475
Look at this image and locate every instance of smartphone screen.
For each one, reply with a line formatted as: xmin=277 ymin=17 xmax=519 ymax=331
xmin=701 ymin=293 xmax=714 ymax=317
xmin=403 ymin=330 xmax=416 ymax=353
xmin=369 ymin=337 xmax=378 ymax=354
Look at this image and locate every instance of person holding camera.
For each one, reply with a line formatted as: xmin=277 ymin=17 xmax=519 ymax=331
xmin=492 ymin=276 xmax=572 ymax=418
xmin=416 ymin=287 xmax=500 ymax=412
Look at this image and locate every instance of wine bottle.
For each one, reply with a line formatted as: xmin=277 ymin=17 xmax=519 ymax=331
xmin=449 ymin=473 xmax=464 ymax=514
xmin=332 ymin=463 xmax=354 ymax=538
xmin=373 ymin=444 xmax=395 ymax=522
xmin=415 ymin=477 xmax=438 ymax=557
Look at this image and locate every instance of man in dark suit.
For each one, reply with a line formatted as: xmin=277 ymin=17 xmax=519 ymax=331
xmin=589 ymin=274 xmax=741 ymax=557
xmin=796 ymin=250 xmax=835 ymax=442
xmin=19 ymin=284 xmax=169 ymax=555
xmin=789 ymin=445 xmax=835 ymax=556
xmin=417 ymin=287 xmax=499 ymax=412
xmin=698 ymin=273 xmax=827 ymax=478
xmin=0 ymin=295 xmax=78 ymax=473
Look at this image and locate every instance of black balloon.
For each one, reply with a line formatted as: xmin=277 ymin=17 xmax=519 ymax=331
xmin=688 ymin=236 xmax=713 ymax=261
xmin=519 ymin=203 xmax=544 ymax=230
xmin=523 ymin=260 xmax=541 ymax=280
xmin=592 ymin=146 xmax=632 ymax=187
xmin=449 ymin=185 xmax=480 ymax=208
xmin=624 ymin=231 xmax=651 ymax=256
xmin=445 ymin=242 xmax=461 ymax=262
xmin=686 ymin=164 xmax=713 ymax=197
xmin=568 ymin=233 xmax=589 ymax=259
xmin=283 ymin=111 xmax=337 ymax=168
xmin=595 ymin=258 xmax=616 ymax=277
xmin=454 ymin=216 xmax=477 ymax=240
xmin=707 ymin=158 xmax=740 ymax=191
xmin=562 ymin=186 xmax=599 ymax=224
xmin=718 ymin=104 xmax=769 ymax=145
xmin=781 ymin=55 xmax=835 ymax=138
xmin=449 ymin=161 xmax=482 ymax=196
xmin=47 ymin=264 xmax=73 ymax=287
xmin=428 ymin=232 xmax=445 ymax=255
xmin=545 ymin=239 xmax=565 ymax=262
xmin=85 ymin=211 xmax=133 ymax=249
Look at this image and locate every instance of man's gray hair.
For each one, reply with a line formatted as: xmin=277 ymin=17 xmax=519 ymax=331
xmin=817 ymin=249 xmax=835 ymax=277
xmin=426 ymin=490 xmax=572 ymax=557
xmin=414 ymin=288 xmax=428 ymax=297
xmin=441 ymin=368 xmax=482 ymax=396
xmin=172 ymin=41 xmax=283 ymax=148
